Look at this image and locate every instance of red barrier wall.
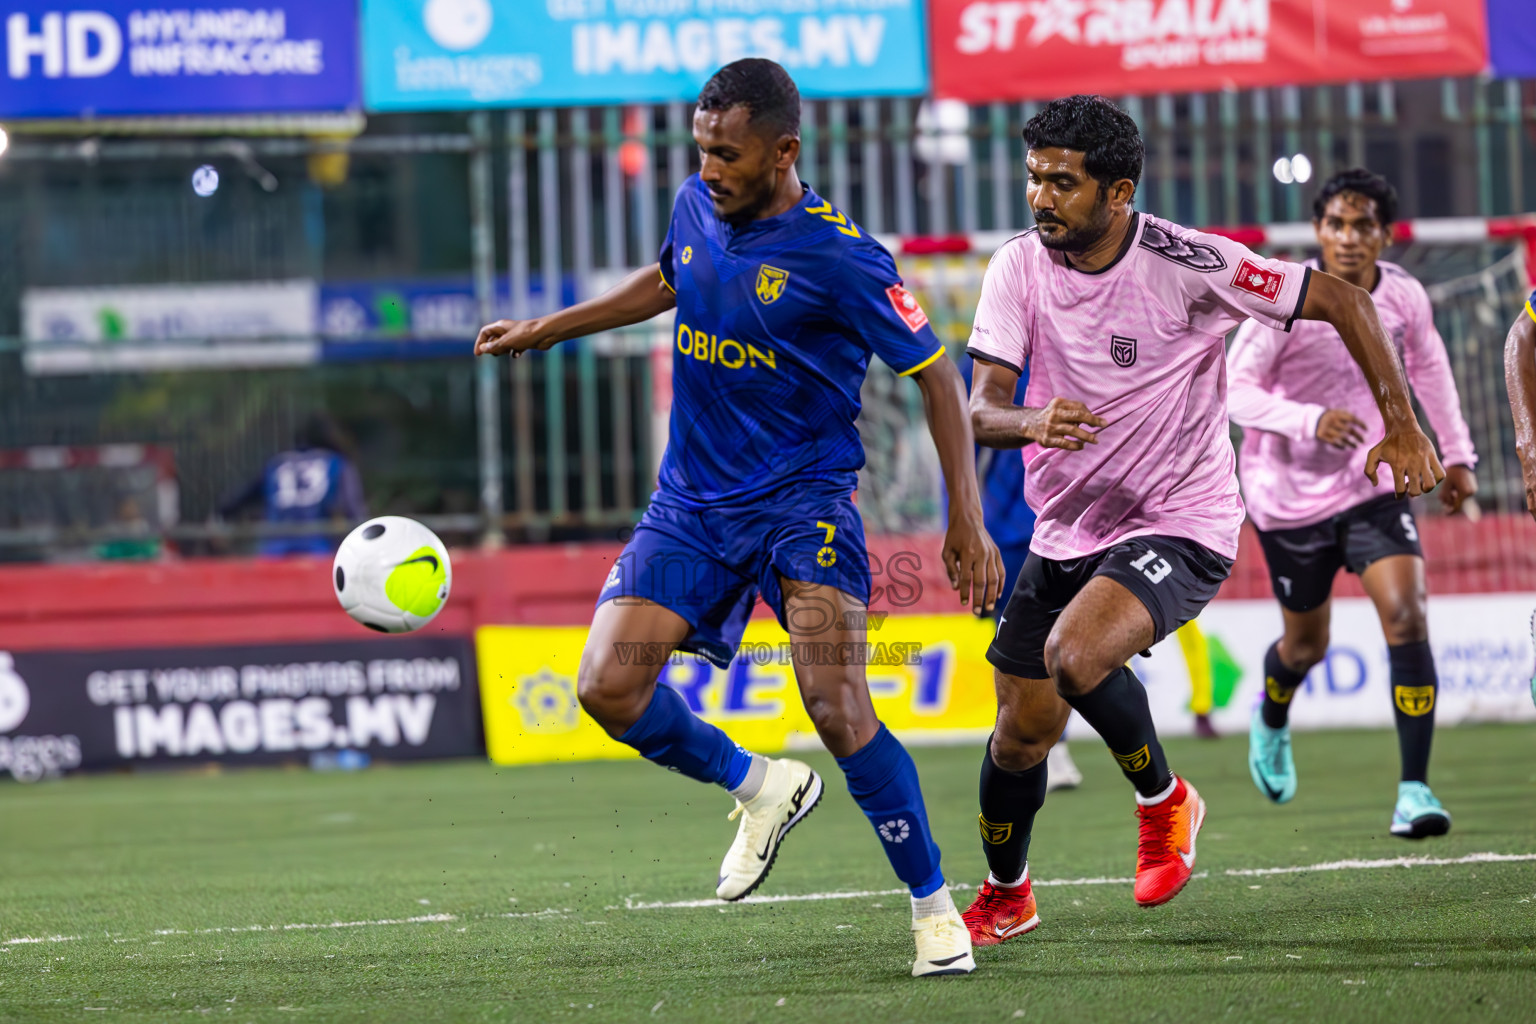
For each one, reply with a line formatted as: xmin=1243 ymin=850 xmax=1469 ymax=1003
xmin=2 ymin=516 xmax=1532 ymax=654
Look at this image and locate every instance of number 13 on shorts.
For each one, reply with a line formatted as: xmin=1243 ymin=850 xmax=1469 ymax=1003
xmin=1130 ymin=548 xmax=1173 ymax=584
xmin=816 ymin=521 xmax=838 ymax=567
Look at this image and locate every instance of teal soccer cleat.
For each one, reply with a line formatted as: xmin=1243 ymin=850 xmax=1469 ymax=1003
xmin=1248 ymin=709 xmax=1297 ymax=804
xmin=1390 ymin=781 xmax=1451 ymax=839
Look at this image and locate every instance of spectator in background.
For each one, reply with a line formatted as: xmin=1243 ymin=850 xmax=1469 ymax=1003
xmin=219 ymin=413 xmax=367 ymax=557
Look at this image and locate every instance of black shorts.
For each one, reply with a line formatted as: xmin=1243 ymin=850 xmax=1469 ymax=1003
xmin=1254 ymin=494 xmax=1423 ymax=613
xmin=987 ymin=535 xmax=1234 ymax=679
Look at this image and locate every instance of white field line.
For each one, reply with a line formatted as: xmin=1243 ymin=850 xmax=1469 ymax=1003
xmin=1222 ymin=851 xmax=1536 ymax=877
xmin=3 ymin=852 xmax=1530 ymax=948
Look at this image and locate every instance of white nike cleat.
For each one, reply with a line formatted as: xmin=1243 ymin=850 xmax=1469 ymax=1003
xmin=715 ymin=758 xmax=823 ymax=901
xmin=1045 ymin=741 xmax=1083 ymax=793
xmin=912 ymin=897 xmax=976 ymax=977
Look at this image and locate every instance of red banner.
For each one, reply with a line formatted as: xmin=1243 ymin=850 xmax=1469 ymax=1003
xmin=930 ymin=0 xmax=1489 ymax=102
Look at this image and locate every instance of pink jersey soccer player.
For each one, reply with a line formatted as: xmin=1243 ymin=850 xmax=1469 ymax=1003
xmin=1228 ymin=169 xmax=1476 ymax=839
xmin=958 ymin=97 xmax=1443 ymax=950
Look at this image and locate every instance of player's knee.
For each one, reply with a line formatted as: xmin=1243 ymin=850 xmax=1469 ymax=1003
xmin=801 ymin=683 xmax=869 ymax=740
xmin=1380 ymin=599 xmax=1429 ymax=645
xmin=1282 ymin=631 xmax=1330 ymax=672
xmin=1043 ymin=633 xmax=1107 ymax=697
xmin=575 ymin=654 xmax=648 ymax=728
xmin=989 ymin=724 xmax=1052 ymax=772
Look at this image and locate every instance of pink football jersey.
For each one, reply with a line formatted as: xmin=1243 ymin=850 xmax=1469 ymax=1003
xmin=1227 ymin=259 xmax=1476 ymax=532
xmin=967 ymin=213 xmax=1310 ymax=560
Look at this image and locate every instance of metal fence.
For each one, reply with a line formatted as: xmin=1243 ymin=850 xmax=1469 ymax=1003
xmin=0 ymin=77 xmax=1533 ymax=559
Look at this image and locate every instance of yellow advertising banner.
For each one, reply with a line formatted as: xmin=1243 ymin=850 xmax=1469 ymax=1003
xmin=476 ymin=615 xmax=1002 ymax=765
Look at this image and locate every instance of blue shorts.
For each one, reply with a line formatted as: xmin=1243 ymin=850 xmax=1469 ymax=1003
xmin=597 ymin=483 xmax=872 ymax=668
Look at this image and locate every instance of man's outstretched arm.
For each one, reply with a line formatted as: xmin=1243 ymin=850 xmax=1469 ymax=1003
xmin=1504 ymin=298 xmax=1536 ymax=520
xmin=476 ymin=264 xmax=676 ymax=357
xmin=1298 ymin=271 xmax=1443 ymax=496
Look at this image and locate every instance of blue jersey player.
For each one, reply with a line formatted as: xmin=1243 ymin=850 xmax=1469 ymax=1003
xmin=476 ymin=60 xmax=1002 ymax=977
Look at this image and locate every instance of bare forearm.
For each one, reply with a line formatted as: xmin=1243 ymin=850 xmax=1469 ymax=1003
xmin=1305 ymin=274 xmax=1415 ymax=428
xmin=535 ymin=264 xmax=676 ymax=345
xmin=916 ymin=358 xmax=984 ymax=515
xmin=1505 ymin=317 xmax=1536 ymax=464
xmin=971 ymin=403 xmax=1035 ymax=448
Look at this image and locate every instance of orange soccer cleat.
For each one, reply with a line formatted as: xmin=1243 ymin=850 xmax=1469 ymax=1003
xmin=1133 ymin=776 xmax=1206 ymax=908
xmin=961 ymin=872 xmax=1041 ymax=947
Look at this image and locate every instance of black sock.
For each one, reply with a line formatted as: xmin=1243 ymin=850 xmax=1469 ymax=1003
xmin=1261 ymin=641 xmax=1308 ymax=728
xmin=1389 ymin=640 xmax=1437 ymax=783
xmin=978 ymin=739 xmax=1047 ymax=885
xmin=1061 ymin=666 xmax=1172 ymax=798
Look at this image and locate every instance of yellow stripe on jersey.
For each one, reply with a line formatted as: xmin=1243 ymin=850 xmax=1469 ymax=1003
xmin=659 ymin=266 xmax=676 ymax=294
xmin=1526 ymin=291 xmax=1536 ymax=325
xmin=898 ymin=346 xmax=946 ymax=377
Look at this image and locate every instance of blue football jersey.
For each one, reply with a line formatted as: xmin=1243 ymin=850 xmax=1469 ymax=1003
xmin=656 ymin=175 xmax=945 ymax=507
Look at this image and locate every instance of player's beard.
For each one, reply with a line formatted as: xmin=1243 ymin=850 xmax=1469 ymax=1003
xmin=1035 ymin=192 xmax=1115 ymax=254
xmin=713 ymin=170 xmax=780 ymax=226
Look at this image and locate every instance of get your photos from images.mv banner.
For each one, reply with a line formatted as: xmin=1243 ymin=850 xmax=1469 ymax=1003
xmin=361 ymin=0 xmax=929 ymax=110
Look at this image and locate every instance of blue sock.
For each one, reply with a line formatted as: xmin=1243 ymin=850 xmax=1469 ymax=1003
xmin=618 ymin=684 xmax=753 ymax=789
xmin=836 ymin=724 xmax=946 ymax=898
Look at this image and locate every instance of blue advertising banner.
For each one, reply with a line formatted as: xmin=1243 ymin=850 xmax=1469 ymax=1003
xmin=1488 ymin=0 xmax=1536 ymax=79
xmin=0 ymin=3 xmax=359 ymax=117
xmin=361 ymin=0 xmax=928 ymax=111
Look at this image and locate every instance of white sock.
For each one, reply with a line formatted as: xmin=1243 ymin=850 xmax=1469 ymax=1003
xmin=728 ymin=754 xmax=769 ymax=802
xmin=987 ymin=865 xmax=1029 ymax=889
xmin=1134 ymin=775 xmax=1180 ymax=807
xmin=910 ymin=886 xmax=954 ymax=921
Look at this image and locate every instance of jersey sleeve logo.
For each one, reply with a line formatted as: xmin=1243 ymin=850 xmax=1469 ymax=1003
xmin=680 ymin=245 xmax=693 ymax=265
xmin=886 ymin=284 xmax=929 ymax=332
xmin=755 ymin=265 xmax=790 ymax=305
xmin=1232 ymin=259 xmax=1285 ymax=303
xmin=803 ymin=199 xmax=861 ymax=238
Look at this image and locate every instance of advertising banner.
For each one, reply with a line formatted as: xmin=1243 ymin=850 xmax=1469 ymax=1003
xmin=1138 ymin=595 xmax=1536 ymax=737
xmin=477 ymin=615 xmax=1000 ymax=766
xmin=0 ymin=2 xmax=359 ymax=118
xmin=1488 ymin=0 xmax=1536 ymax=79
xmin=478 ymin=595 xmax=1535 ymax=767
xmin=0 ymin=637 xmax=483 ymax=781
xmin=362 ymin=0 xmax=929 ymax=111
xmin=22 ymin=280 xmax=320 ymax=375
xmin=930 ymin=0 xmax=1488 ymax=102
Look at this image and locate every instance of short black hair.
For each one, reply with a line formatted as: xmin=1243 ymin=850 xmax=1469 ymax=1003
xmin=1022 ymin=95 xmax=1144 ymax=190
xmin=1312 ymin=168 xmax=1398 ymax=227
xmin=697 ymin=58 xmax=800 ymax=140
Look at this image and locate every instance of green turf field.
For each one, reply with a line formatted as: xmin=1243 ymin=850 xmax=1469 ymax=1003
xmin=3 ymin=724 xmax=1535 ymax=1023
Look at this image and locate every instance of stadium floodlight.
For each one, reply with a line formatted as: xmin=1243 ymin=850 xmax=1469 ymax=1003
xmin=0 ymin=126 xmax=9 ymax=159
xmin=1291 ymin=153 xmax=1313 ymax=183
xmin=191 ymin=164 xmax=220 ymax=198
xmin=1272 ymin=157 xmax=1296 ymax=185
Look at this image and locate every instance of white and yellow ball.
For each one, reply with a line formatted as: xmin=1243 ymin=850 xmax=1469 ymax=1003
xmin=333 ymin=516 xmax=452 ymax=633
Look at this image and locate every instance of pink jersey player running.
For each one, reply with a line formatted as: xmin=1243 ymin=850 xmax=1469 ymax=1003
xmin=958 ymin=98 xmax=1443 ymax=951
xmin=1228 ymin=168 xmax=1477 ymax=839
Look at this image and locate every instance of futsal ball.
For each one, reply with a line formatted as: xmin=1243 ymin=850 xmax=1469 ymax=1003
xmin=333 ymin=516 xmax=452 ymax=633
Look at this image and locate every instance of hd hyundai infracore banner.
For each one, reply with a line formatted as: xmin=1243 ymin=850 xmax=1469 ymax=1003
xmin=0 ymin=2 xmax=359 ymax=117
xmin=930 ymin=0 xmax=1489 ymax=101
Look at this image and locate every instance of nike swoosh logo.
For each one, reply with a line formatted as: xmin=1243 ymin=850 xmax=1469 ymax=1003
xmin=399 ymin=554 xmax=440 ymax=572
xmin=994 ymin=919 xmax=1032 ymax=939
xmin=1258 ymin=778 xmax=1285 ymax=802
xmin=756 ymin=823 xmax=781 ymax=861
xmin=1178 ymin=845 xmax=1195 ymax=868
xmin=928 ymin=953 xmax=970 ymax=967
xmin=789 ymin=778 xmax=813 ymax=814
